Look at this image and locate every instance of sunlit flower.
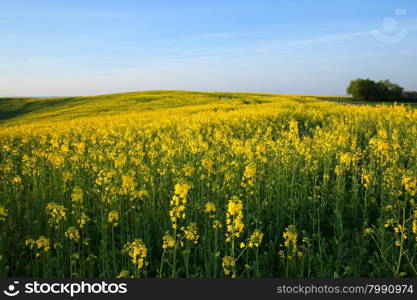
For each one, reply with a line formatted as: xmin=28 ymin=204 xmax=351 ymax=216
xmin=222 ymin=256 xmax=235 ymax=276
xmin=65 ymin=226 xmax=80 ymax=241
xmin=123 ymin=239 xmax=148 ymax=270
xmin=46 ymin=202 xmax=67 ymax=227
xmin=248 ymin=229 xmax=263 ymax=248
xmin=26 ymin=236 xmax=50 ymax=257
xmin=0 ymin=205 xmax=7 ymax=222
xmin=108 ymin=210 xmax=119 ymax=227
xmin=181 ymin=223 xmax=199 ymax=244
xmin=225 ymin=196 xmax=244 ymax=242
xmin=204 ymin=202 xmax=216 ymax=213
xmin=162 ymin=234 xmax=175 ymax=249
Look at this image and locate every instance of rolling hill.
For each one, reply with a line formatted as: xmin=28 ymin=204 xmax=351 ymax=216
xmin=0 ymin=91 xmax=350 ymax=127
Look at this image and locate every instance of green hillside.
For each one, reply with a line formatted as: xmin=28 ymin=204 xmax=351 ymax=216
xmin=0 ymin=91 xmax=351 ymax=127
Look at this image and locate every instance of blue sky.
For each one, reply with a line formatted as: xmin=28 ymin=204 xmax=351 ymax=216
xmin=1 ymin=0 xmax=417 ymax=96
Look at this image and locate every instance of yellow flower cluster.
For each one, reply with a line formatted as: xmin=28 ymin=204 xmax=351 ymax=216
xmin=248 ymin=229 xmax=264 ymax=248
xmin=12 ymin=176 xmax=22 ymax=184
xmin=385 ymin=219 xmax=408 ymax=246
xmin=222 ymin=256 xmax=235 ymax=276
xmin=412 ymin=210 xmax=417 ymax=240
xmin=25 ymin=236 xmax=50 ymax=257
xmin=174 ymin=183 xmax=191 ymax=199
xmin=241 ymin=165 xmax=256 ymax=188
xmin=108 ymin=210 xmax=119 ymax=227
xmin=65 ymin=226 xmax=80 ymax=241
xmin=46 ymin=202 xmax=67 ymax=227
xmin=283 ymin=225 xmax=297 ymax=248
xmin=70 ymin=186 xmax=89 ymax=228
xmin=225 ymin=196 xmax=244 ymax=242
xmin=213 ymin=220 xmax=222 ymax=229
xmin=279 ymin=225 xmax=303 ymax=259
xmin=181 ymin=223 xmax=199 ymax=244
xmin=169 ymin=183 xmax=190 ymax=229
xmin=0 ymin=205 xmax=7 ymax=222
xmin=123 ymin=239 xmax=148 ymax=270
xmin=204 ymin=202 xmax=216 ymax=214
xmin=402 ymin=175 xmax=417 ymax=196
xmin=394 ymin=224 xmax=408 ymax=246
xmin=363 ymin=228 xmax=374 ymax=236
xmin=162 ymin=234 xmax=175 ymax=249
xmin=71 ymin=186 xmax=83 ymax=203
xmin=77 ymin=212 xmax=89 ymax=228
xmin=117 ymin=270 xmax=133 ymax=278
xmin=121 ymin=175 xmax=136 ymax=195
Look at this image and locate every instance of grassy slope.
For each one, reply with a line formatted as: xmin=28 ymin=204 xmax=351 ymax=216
xmin=0 ymin=91 xmax=274 ymax=127
xmin=0 ymin=90 xmax=413 ymax=127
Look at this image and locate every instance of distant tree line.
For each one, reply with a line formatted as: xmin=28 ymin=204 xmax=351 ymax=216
xmin=347 ymin=78 xmax=417 ymax=102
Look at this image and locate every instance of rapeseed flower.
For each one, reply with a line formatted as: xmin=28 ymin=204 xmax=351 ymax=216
xmin=65 ymin=226 xmax=80 ymax=241
xmin=108 ymin=210 xmax=119 ymax=227
xmin=46 ymin=202 xmax=67 ymax=227
xmin=0 ymin=206 xmax=7 ymax=222
xmin=123 ymin=239 xmax=148 ymax=270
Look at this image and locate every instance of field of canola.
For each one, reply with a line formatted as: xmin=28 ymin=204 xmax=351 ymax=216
xmin=0 ymin=91 xmax=416 ymax=278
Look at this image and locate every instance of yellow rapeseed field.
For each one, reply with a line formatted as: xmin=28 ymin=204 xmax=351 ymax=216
xmin=0 ymin=91 xmax=416 ymax=277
